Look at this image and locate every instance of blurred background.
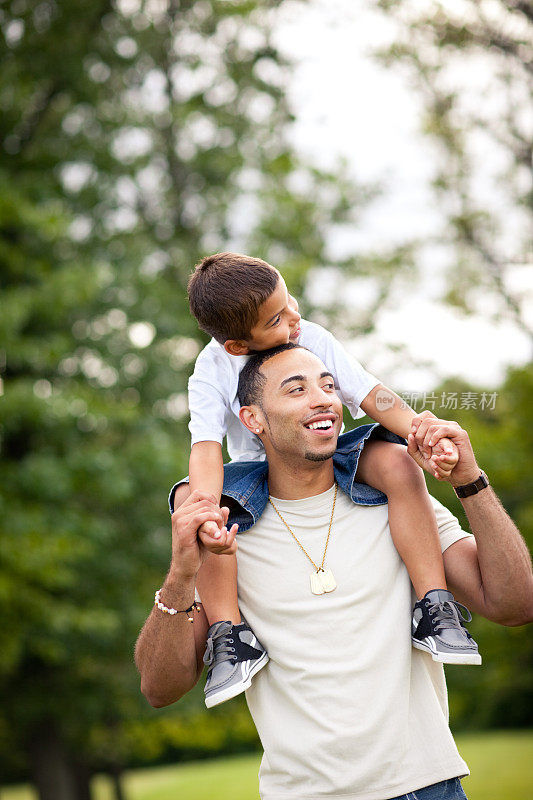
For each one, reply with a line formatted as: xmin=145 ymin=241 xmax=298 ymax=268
xmin=1 ymin=0 xmax=532 ymax=798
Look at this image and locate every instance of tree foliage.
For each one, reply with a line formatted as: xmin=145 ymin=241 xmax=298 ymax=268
xmin=376 ymin=0 xmax=533 ymax=346
xmin=1 ymin=1 xmax=531 ymax=797
xmin=0 ymin=0 xmax=385 ymax=795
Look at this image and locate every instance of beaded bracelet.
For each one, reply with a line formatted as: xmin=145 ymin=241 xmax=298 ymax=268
xmin=154 ymin=589 xmax=202 ymax=623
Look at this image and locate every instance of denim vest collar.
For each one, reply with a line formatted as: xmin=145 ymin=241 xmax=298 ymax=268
xmin=221 ymin=424 xmax=406 ymax=532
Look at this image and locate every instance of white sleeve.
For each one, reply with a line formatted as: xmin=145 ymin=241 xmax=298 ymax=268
xmin=308 ymin=324 xmax=380 ymax=420
xmin=188 ymin=348 xmax=231 ymax=446
xmin=430 ymin=494 xmax=474 ymax=553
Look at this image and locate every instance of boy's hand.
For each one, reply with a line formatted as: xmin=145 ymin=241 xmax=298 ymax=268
xmin=408 ymin=411 xmax=461 ymax=480
xmin=429 ymin=439 xmax=459 ymax=480
xmin=410 ymin=411 xmax=455 ymax=457
xmin=170 ymin=490 xmax=224 ymax=578
xmin=197 ymin=508 xmax=238 ymax=556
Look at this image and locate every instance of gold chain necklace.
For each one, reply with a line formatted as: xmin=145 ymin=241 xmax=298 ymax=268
xmin=268 ymin=482 xmax=338 ymax=595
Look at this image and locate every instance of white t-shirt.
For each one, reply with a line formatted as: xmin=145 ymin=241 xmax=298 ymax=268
xmin=236 ymin=487 xmax=471 ymax=800
xmin=188 ymin=319 xmax=380 ymax=461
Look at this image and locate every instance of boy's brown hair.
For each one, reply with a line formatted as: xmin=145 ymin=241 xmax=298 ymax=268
xmin=187 ymin=252 xmax=279 ymax=344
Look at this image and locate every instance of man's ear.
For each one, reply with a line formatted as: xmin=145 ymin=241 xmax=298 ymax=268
xmin=224 ymin=339 xmax=250 ymax=356
xmin=239 ymin=406 xmax=263 ymax=436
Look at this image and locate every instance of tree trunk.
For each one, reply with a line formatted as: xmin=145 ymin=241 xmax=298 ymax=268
xmin=109 ymin=765 xmax=126 ymax=800
xmin=28 ymin=724 xmax=93 ymax=800
xmin=72 ymin=760 xmax=93 ymax=800
xmin=29 ymin=724 xmax=76 ymax=800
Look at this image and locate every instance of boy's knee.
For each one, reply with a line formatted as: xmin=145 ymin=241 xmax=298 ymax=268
xmin=368 ymin=442 xmax=423 ymax=491
xmin=173 ymin=482 xmax=191 ymax=511
xmin=386 ymin=444 xmax=424 ymax=488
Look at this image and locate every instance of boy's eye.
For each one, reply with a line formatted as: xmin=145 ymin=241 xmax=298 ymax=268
xmin=271 ymin=316 xmax=281 ymax=326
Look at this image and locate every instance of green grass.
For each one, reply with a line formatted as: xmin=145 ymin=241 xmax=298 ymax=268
xmin=2 ymin=731 xmax=532 ymax=800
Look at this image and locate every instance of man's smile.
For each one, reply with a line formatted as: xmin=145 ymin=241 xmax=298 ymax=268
xmin=303 ymin=413 xmax=338 ymax=435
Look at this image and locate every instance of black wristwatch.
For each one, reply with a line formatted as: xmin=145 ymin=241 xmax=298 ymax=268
xmin=453 ymin=470 xmax=490 ymax=499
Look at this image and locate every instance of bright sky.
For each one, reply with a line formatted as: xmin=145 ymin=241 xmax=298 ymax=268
xmin=273 ymin=0 xmax=532 ymax=392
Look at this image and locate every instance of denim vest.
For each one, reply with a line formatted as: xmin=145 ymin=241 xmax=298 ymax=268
xmin=169 ymin=423 xmax=406 ymax=533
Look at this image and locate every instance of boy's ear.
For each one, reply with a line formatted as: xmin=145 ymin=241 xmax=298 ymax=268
xmin=224 ymin=339 xmax=251 ymax=356
xmin=239 ymin=407 xmax=263 ymax=436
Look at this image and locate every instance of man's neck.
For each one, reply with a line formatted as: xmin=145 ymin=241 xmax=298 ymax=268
xmin=266 ymin=456 xmax=335 ymax=500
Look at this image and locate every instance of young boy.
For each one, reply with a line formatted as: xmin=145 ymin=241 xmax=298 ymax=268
xmin=171 ymin=252 xmax=480 ymax=708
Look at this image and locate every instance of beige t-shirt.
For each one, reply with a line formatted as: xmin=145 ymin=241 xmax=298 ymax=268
xmin=236 ymin=487 xmax=472 ymax=800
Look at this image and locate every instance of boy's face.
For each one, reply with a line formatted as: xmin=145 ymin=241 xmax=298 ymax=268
xmin=233 ymin=275 xmax=302 ymax=354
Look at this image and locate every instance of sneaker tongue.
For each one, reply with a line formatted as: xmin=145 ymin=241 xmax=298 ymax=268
xmin=425 ymin=589 xmax=455 ymax=604
xmin=207 ymin=620 xmax=233 ymax=637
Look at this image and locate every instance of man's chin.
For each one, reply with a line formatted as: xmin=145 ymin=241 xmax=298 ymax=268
xmin=304 ymin=448 xmax=336 ymax=463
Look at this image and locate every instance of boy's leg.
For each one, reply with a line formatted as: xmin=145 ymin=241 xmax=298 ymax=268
xmin=196 ymin=553 xmax=241 ymax=626
xmin=356 ymin=440 xmax=445 ymax=600
xmin=356 ymin=440 xmax=481 ymax=665
xmin=172 ymin=482 xmax=269 ymax=704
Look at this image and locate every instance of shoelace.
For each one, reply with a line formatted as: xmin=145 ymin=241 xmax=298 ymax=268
xmin=203 ymin=622 xmax=238 ymax=667
xmin=427 ymin=598 xmax=473 ymax=637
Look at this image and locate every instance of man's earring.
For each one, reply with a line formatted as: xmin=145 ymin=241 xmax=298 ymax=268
xmin=255 ymin=428 xmax=260 ymax=433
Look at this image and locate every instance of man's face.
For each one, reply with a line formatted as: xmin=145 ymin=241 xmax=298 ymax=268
xmin=244 ymin=274 xmax=302 ymax=351
xmin=254 ymin=349 xmax=343 ymax=463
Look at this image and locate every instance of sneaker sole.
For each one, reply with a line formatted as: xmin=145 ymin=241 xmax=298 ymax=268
xmin=205 ymin=651 xmax=270 ymax=708
xmin=412 ymin=638 xmax=482 ymax=665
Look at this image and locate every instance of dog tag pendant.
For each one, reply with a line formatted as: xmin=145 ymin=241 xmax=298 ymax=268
xmin=319 ymin=568 xmax=337 ymax=593
xmin=310 ymin=570 xmax=325 ymax=595
xmin=310 ymin=568 xmax=337 ymax=595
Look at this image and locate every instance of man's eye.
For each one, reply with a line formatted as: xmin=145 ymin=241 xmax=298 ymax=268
xmin=289 ymin=386 xmax=304 ymax=393
xmin=323 ymin=382 xmax=335 ymax=390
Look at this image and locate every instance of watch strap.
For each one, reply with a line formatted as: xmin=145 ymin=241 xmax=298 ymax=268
xmin=454 ymin=470 xmax=489 ymax=498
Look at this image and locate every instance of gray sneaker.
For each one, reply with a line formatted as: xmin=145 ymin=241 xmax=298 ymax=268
xmin=203 ymin=620 xmax=269 ymax=708
xmin=412 ymin=589 xmax=482 ymax=665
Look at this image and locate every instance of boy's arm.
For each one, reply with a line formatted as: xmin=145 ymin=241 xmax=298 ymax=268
xmin=360 ymin=383 xmax=419 ymax=439
xmin=188 ymin=349 xmax=237 ymax=553
xmin=360 ymin=385 xmax=456 ymax=478
xmin=189 ymin=441 xmax=224 ymax=501
xmin=189 ymin=442 xmax=236 ymax=554
xmin=310 ymin=327 xmax=455 ymax=477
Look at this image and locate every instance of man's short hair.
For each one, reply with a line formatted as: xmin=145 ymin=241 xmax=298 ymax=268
xmin=187 ymin=252 xmax=279 ymax=344
xmin=238 ymin=342 xmax=303 ymax=407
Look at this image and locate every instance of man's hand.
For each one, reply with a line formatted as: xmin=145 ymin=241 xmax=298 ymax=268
xmin=407 ymin=411 xmax=481 ymax=487
xmin=197 ymin=516 xmax=238 ymax=556
xmin=171 ymin=491 xmax=237 ymax=578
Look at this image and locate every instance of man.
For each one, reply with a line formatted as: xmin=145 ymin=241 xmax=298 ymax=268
xmin=135 ymin=344 xmax=533 ymax=800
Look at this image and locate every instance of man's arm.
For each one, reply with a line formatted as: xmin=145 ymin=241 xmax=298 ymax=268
xmin=443 ymin=491 xmax=533 ymax=626
xmin=135 ymin=569 xmax=208 ymax=707
xmin=134 ymin=491 xmax=236 ymax=707
xmin=408 ymin=416 xmax=533 ymax=626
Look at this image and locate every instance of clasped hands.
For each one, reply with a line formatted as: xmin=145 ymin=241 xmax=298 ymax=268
xmin=408 ymin=410 xmax=460 ymax=479
xmin=170 ymin=491 xmax=238 ymax=580
xmin=192 ymin=498 xmax=239 ymax=557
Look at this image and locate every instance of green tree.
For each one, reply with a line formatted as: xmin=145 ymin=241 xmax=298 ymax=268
xmin=376 ymin=0 xmax=533 ymax=347
xmin=1 ymin=1 xmax=393 ymax=797
xmin=418 ymin=365 xmax=533 ymax=730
